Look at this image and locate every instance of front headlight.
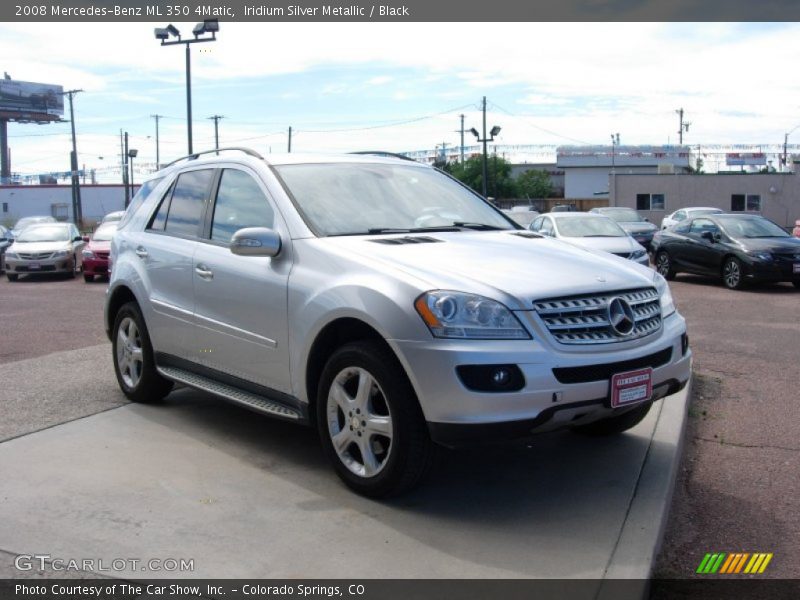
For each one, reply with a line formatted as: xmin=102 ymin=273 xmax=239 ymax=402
xmin=749 ymin=251 xmax=772 ymax=261
xmin=82 ymin=249 xmax=95 ymax=259
xmin=5 ymin=252 xmax=18 ymax=260
xmin=414 ymin=291 xmax=531 ymax=339
xmin=654 ymin=274 xmax=676 ymax=318
xmin=52 ymin=250 xmax=68 ymax=258
xmin=631 ymin=249 xmax=647 ymax=260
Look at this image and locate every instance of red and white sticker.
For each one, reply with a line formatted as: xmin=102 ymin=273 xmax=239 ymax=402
xmin=610 ymin=368 xmax=653 ymax=408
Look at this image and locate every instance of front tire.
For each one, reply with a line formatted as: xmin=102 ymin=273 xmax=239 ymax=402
xmin=83 ymin=273 xmax=94 ymax=283
xmin=655 ymin=251 xmax=675 ymax=280
xmin=572 ymin=402 xmax=653 ymax=436
xmin=316 ymin=341 xmax=434 ymax=498
xmin=722 ymin=257 xmax=745 ymax=290
xmin=112 ymin=301 xmax=173 ymax=403
xmin=7 ymin=273 xmax=18 ymax=282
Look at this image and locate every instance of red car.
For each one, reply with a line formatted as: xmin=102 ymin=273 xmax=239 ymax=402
xmin=793 ymin=219 xmax=800 ymax=238
xmin=82 ymin=222 xmax=117 ymax=282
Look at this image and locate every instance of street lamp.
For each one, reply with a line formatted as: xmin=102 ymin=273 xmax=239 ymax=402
xmin=155 ymin=19 xmax=219 ymax=155
xmin=127 ymin=148 xmax=138 ymax=196
xmin=469 ymin=96 xmax=502 ymax=198
xmin=610 ymin=133 xmax=620 ymax=173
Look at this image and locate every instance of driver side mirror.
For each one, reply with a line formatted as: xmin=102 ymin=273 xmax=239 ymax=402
xmin=74 ymin=235 xmax=84 ymax=242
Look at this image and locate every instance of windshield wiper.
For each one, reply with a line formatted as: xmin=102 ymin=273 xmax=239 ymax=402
xmin=583 ymin=234 xmax=621 ymax=237
xmin=366 ymin=226 xmax=463 ymax=234
xmin=451 ymin=222 xmax=505 ymax=230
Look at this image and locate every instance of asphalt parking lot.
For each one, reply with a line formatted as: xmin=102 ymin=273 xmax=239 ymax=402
xmin=0 ymin=270 xmax=796 ymax=586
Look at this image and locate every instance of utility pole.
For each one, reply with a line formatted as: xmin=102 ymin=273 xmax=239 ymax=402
xmin=64 ymin=89 xmax=83 ymax=226
xmin=611 ymin=133 xmax=620 ymax=173
xmin=208 ymin=115 xmax=224 ymax=152
xmin=456 ymin=114 xmax=465 ymax=163
xmin=482 ymin=96 xmax=488 ymax=196
xmin=436 ymin=141 xmax=448 ymax=164
xmin=151 ymin=114 xmax=162 ymax=169
xmin=288 ymin=126 xmax=292 ymax=153
xmin=676 ymin=108 xmax=690 ymax=145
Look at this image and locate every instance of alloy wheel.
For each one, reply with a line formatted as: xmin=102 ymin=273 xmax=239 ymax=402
xmin=326 ymin=366 xmax=394 ymax=479
xmin=656 ymin=253 xmax=671 ymax=277
xmin=116 ymin=317 xmax=144 ymax=388
xmin=724 ymin=259 xmax=741 ymax=289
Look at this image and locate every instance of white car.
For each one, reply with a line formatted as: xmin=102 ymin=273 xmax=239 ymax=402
xmin=530 ymin=213 xmax=650 ymax=266
xmin=101 ymin=210 xmax=126 ymax=224
xmin=660 ymin=207 xmax=723 ymax=230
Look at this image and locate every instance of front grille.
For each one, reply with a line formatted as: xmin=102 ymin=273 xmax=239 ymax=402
xmin=532 ymin=287 xmax=662 ymax=345
xmin=94 ymin=251 xmax=110 ymax=259
xmin=553 ymin=347 xmax=673 ymax=384
xmin=17 ymin=265 xmax=56 ymax=272
xmin=18 ymin=252 xmax=53 ymax=260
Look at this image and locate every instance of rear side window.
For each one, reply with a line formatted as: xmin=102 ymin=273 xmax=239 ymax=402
xmin=211 ymin=169 xmax=274 ymax=243
xmin=119 ymin=177 xmax=163 ymax=229
xmin=156 ymin=169 xmax=214 ymax=238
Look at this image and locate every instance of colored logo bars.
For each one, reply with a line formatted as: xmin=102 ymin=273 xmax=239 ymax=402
xmin=696 ymin=552 xmax=773 ymax=574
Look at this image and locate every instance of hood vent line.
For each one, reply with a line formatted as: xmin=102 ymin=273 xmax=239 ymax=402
xmin=369 ymin=236 xmax=443 ymax=245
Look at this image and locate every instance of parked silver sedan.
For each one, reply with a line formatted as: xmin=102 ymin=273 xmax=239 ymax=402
xmin=4 ymin=223 xmax=85 ymax=281
xmin=530 ymin=212 xmax=650 ymax=266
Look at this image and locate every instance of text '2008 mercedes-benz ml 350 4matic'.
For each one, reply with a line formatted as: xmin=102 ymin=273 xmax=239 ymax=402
xmin=105 ymin=148 xmax=692 ymax=497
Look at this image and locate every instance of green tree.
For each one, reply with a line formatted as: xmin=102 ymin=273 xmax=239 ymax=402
xmin=443 ymin=155 xmax=517 ymax=199
xmin=516 ymin=169 xmax=553 ymax=199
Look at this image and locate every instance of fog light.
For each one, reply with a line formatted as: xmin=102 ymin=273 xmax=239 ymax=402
xmin=456 ymin=364 xmax=525 ymax=393
xmin=681 ymin=333 xmax=690 ymax=356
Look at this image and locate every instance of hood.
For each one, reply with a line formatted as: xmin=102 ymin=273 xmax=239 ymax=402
xmin=562 ymin=236 xmax=640 ymax=255
xmin=87 ymin=240 xmax=111 ymax=253
xmin=738 ymin=236 xmax=800 ymax=254
xmin=9 ymin=241 xmax=72 ymax=254
xmin=618 ymin=222 xmax=657 ymax=234
xmin=322 ymin=231 xmax=657 ymax=309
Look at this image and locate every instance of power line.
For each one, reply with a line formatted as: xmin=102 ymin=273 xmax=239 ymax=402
xmin=489 ymin=101 xmax=594 ymax=145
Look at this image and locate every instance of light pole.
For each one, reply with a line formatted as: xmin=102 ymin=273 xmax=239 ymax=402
xmin=127 ymin=148 xmax=138 ymax=199
xmin=469 ymin=96 xmax=501 ymax=198
xmin=151 ymin=114 xmax=162 ymax=169
xmin=155 ymin=20 xmax=219 ymax=155
xmin=610 ymin=133 xmax=620 ymax=173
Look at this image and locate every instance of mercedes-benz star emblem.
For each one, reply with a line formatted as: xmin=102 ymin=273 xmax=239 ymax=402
xmin=607 ymin=297 xmax=636 ymax=336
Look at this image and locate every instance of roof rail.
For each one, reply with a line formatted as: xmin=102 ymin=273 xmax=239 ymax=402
xmin=162 ymin=147 xmax=265 ymax=169
xmin=349 ymin=151 xmax=417 ymax=162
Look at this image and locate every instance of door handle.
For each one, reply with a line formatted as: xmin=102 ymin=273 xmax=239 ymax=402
xmin=135 ymin=246 xmax=148 ymax=258
xmin=195 ymin=264 xmax=214 ymax=280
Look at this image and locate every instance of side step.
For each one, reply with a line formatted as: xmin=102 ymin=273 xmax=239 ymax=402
xmin=157 ymin=365 xmax=303 ymax=421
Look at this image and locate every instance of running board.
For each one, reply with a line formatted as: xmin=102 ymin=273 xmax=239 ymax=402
xmin=157 ymin=365 xmax=302 ymax=421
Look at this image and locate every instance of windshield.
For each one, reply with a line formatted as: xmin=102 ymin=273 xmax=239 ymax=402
xmin=92 ymin=223 xmax=118 ymax=241
xmin=555 ymin=216 xmax=626 ymax=238
xmin=601 ymin=208 xmax=644 ymax=222
xmin=691 ymin=209 xmax=723 ymax=216
xmin=17 ymin=225 xmax=70 ymax=242
xmin=718 ymin=216 xmax=789 ymax=239
xmin=273 ymin=163 xmax=513 ymax=236
xmin=15 ymin=216 xmax=54 ymax=230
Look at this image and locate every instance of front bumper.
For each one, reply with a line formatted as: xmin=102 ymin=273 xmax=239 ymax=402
xmin=391 ymin=313 xmax=691 ymax=443
xmin=83 ymin=257 xmax=110 ymax=276
xmin=745 ymin=258 xmax=800 ymax=283
xmin=5 ymin=256 xmax=75 ymax=274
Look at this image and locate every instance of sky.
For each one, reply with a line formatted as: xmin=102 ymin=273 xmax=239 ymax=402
xmin=2 ymin=21 xmax=799 ymax=181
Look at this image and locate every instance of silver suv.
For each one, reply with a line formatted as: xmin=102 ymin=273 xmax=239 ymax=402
xmin=105 ymin=149 xmax=692 ymax=497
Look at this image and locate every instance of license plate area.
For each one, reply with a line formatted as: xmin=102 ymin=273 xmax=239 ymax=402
xmin=610 ymin=367 xmax=653 ymax=408
xmin=793 ymin=263 xmax=800 ymax=274
xmin=28 ymin=262 xmax=41 ymax=270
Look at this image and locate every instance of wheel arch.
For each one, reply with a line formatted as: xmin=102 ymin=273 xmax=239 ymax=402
xmin=304 ymin=317 xmax=406 ymax=427
xmin=105 ymin=285 xmax=139 ymax=341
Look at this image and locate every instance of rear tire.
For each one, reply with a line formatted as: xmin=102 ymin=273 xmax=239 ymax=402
xmin=7 ymin=273 xmax=18 ymax=282
xmin=655 ymin=251 xmax=675 ymax=280
xmin=68 ymin=254 xmax=77 ymax=279
xmin=316 ymin=341 xmax=434 ymax=498
xmin=572 ymin=402 xmax=653 ymax=436
xmin=83 ymin=274 xmax=94 ymax=283
xmin=112 ymin=301 xmax=173 ymax=403
xmin=792 ymin=280 xmax=799 ymax=289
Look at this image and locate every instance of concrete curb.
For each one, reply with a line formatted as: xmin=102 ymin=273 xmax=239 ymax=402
xmin=597 ymin=377 xmax=692 ymax=599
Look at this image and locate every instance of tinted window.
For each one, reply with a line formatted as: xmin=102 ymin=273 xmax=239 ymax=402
xmin=689 ymin=218 xmax=718 ymax=235
xmin=148 ymin=184 xmax=173 ymax=232
xmin=211 ymin=170 xmax=274 ymax=243
xmin=673 ymin=222 xmax=691 ymax=234
xmin=164 ymin=170 xmax=214 ymax=237
xmin=120 ymin=177 xmax=163 ymax=229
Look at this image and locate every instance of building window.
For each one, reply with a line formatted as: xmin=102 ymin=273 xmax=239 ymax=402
xmin=2 ymin=202 xmax=7 ymax=213
xmin=731 ymin=194 xmax=761 ymax=212
xmin=636 ymin=193 xmax=665 ymax=211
